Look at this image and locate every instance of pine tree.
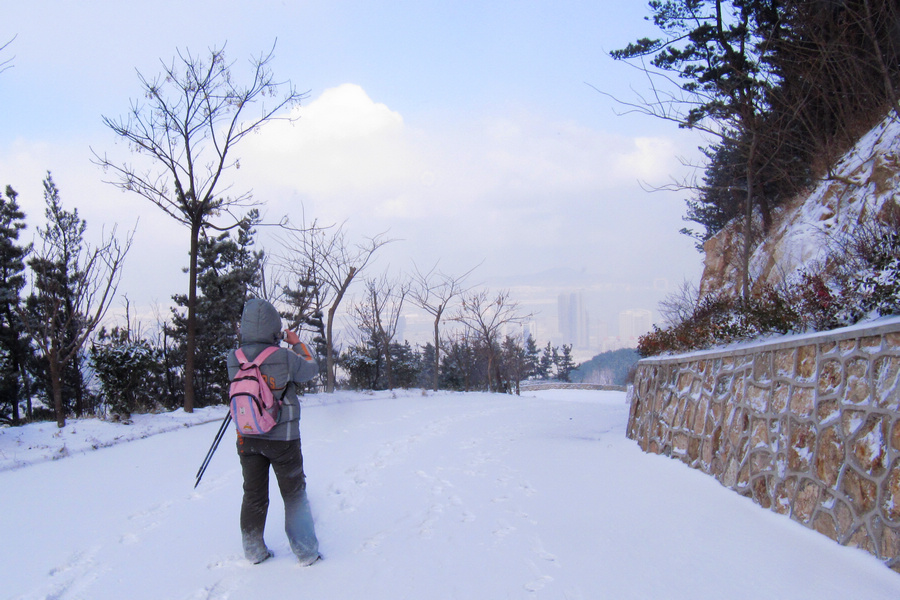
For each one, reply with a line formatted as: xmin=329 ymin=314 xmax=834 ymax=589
xmin=539 ymin=342 xmax=555 ymax=380
xmin=0 ymin=186 xmax=31 ymax=423
xmin=523 ymin=334 xmax=540 ymax=380
xmin=24 ymin=173 xmax=130 ymax=427
xmin=557 ymin=344 xmax=577 ymax=383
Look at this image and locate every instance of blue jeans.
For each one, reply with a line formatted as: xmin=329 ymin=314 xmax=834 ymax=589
xmin=237 ymin=436 xmax=319 ymax=563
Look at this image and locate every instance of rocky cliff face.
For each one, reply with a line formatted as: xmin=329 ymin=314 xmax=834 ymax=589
xmin=699 ymin=115 xmax=900 ymax=298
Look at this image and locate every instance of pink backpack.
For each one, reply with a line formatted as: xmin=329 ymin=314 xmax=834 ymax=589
xmin=230 ymin=346 xmax=281 ymax=435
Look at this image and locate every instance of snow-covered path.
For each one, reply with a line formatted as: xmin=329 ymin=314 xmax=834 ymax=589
xmin=3 ymin=390 xmax=899 ymax=599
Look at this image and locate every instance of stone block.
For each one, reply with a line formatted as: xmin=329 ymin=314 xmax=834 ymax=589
xmin=677 ymin=372 xmax=693 ymax=394
xmin=835 ymin=498 xmax=854 ymax=538
xmin=710 ymin=399 xmax=724 ymax=424
xmin=788 ymin=420 xmax=816 ymax=473
xmin=662 ymin=397 xmax=678 ymax=427
xmin=839 ymin=339 xmax=857 ymax=355
xmin=842 ymin=409 xmax=867 ymax=437
xmin=729 ymin=409 xmax=750 ymax=448
xmin=747 ymin=383 xmax=769 ymax=413
xmin=818 ymin=359 xmax=843 ymax=397
xmin=843 ymin=468 xmax=878 ymax=515
xmin=794 ymin=479 xmax=821 ymax=523
xmin=893 ymin=419 xmax=900 ymax=452
xmin=693 ymin=395 xmax=709 ymax=434
xmin=750 ymin=418 xmax=769 ymax=450
xmin=774 ymin=348 xmax=795 ymax=379
xmin=773 ymin=477 xmax=793 ymax=515
xmin=732 ymin=373 xmax=747 ymax=404
xmin=845 ymin=357 xmax=872 ymax=405
xmin=753 ymin=475 xmax=773 ymax=509
xmin=722 ymin=456 xmax=739 ymax=488
xmin=887 ymin=332 xmax=900 ymax=348
xmin=754 ymin=352 xmax=773 ymax=383
xmin=816 ymin=426 xmax=844 ymax=488
xmin=673 ymin=432 xmax=689 ymax=458
xmin=681 ymin=397 xmax=694 ymax=429
xmin=772 ymin=382 xmax=790 ymax=413
xmin=797 ymin=345 xmax=817 ymax=382
xmin=701 ymin=437 xmax=713 ymax=468
xmin=883 ymin=459 xmax=900 ymax=524
xmin=883 ymin=527 xmax=900 ymax=561
xmin=861 ymin=335 xmax=883 ymax=354
xmin=813 ymin=511 xmax=838 ymax=541
xmin=738 ymin=460 xmax=751 ymax=488
xmin=874 ymin=355 xmax=900 ymax=410
xmin=847 ymin=526 xmax=875 ymax=553
xmin=689 ymin=436 xmax=701 ymax=464
xmin=853 ymin=414 xmax=887 ymax=477
xmin=790 ymin=386 xmax=815 ymax=418
xmin=770 ymin=420 xmax=784 ymax=456
xmin=750 ymin=450 xmax=774 ymax=476
xmin=714 ymin=373 xmax=731 ymax=398
xmin=817 ymin=399 xmax=839 ymax=425
xmin=690 ymin=377 xmax=702 ymax=399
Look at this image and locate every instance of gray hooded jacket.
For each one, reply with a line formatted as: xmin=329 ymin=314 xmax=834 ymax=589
xmin=226 ymin=298 xmax=318 ymax=441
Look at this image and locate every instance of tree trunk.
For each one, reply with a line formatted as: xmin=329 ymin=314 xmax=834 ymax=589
xmin=325 ymin=304 xmax=337 ymax=393
xmin=184 ymin=220 xmax=201 ymax=412
xmin=49 ymin=346 xmax=65 ymax=428
xmin=432 ymin=314 xmax=441 ymax=392
xmin=324 ymin=268 xmax=357 ymax=393
xmin=741 ymin=132 xmax=759 ymax=303
xmin=10 ymin=355 xmax=20 ymax=425
xmin=382 ymin=336 xmax=395 ymax=390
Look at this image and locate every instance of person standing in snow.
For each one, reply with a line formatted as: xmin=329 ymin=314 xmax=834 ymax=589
xmin=226 ymin=298 xmax=320 ymax=565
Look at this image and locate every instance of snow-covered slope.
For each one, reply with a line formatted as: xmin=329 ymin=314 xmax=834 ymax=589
xmin=700 ymin=114 xmax=900 ymax=297
xmin=2 ymin=390 xmax=899 ymax=599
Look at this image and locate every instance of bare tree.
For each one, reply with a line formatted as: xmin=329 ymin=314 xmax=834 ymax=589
xmin=453 ymin=289 xmax=531 ymax=393
xmin=282 ymin=221 xmax=391 ymax=392
xmin=22 ymin=174 xmax=132 ymax=428
xmin=93 ymin=43 xmax=305 ymax=412
xmin=658 ymin=279 xmax=701 ymax=327
xmin=352 ymin=275 xmax=410 ymax=390
xmin=410 ymin=262 xmax=476 ymax=391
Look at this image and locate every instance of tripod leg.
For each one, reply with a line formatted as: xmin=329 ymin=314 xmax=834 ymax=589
xmin=195 ymin=413 xmax=232 ymax=488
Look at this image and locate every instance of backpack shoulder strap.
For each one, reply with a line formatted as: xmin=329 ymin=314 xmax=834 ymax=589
xmin=235 ymin=348 xmax=249 ymax=365
xmin=235 ymin=346 xmax=279 ymax=367
xmin=254 ymin=346 xmax=280 ymax=366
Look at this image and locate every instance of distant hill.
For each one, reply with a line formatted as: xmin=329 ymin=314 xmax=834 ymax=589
xmin=571 ymin=348 xmax=640 ymax=386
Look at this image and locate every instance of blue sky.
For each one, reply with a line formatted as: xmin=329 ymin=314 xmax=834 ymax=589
xmin=1 ymin=1 xmax=707 ymax=347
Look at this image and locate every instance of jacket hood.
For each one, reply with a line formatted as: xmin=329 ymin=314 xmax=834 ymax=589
xmin=240 ymin=298 xmax=282 ymax=345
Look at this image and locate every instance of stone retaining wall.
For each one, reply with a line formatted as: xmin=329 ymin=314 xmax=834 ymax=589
xmin=628 ymin=318 xmax=900 ymax=571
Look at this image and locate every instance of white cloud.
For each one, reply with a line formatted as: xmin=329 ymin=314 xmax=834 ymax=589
xmin=238 ymin=83 xmax=425 ymax=213
xmin=232 ymin=84 xmax=704 ymax=289
xmin=239 ymin=85 xmax=695 ymax=226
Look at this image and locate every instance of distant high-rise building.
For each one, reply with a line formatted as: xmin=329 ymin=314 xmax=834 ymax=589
xmin=619 ymin=309 xmax=652 ymax=342
xmin=558 ymin=292 xmax=590 ymax=348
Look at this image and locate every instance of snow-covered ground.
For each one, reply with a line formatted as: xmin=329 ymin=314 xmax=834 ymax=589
xmin=2 ymin=389 xmax=898 ymax=599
